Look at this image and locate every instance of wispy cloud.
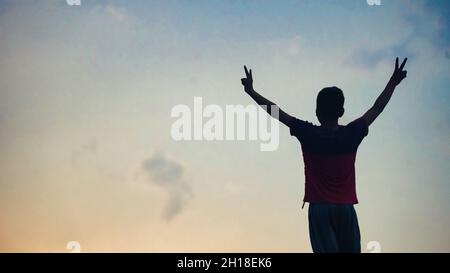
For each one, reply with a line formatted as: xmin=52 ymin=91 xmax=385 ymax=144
xmin=400 ymin=0 xmax=450 ymax=57
xmin=344 ymin=0 xmax=450 ymax=70
xmin=71 ymin=137 xmax=98 ymax=168
xmin=104 ymin=5 xmax=128 ymax=22
xmin=346 ymin=47 xmax=394 ymax=70
xmin=141 ymin=153 xmax=192 ymax=221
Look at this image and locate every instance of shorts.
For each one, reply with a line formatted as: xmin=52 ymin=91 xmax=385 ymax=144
xmin=308 ymin=203 xmax=361 ymax=253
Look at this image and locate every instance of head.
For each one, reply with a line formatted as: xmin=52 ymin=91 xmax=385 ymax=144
xmin=316 ymin=86 xmax=345 ymax=125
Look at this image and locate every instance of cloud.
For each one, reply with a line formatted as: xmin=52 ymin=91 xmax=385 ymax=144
xmin=71 ymin=137 xmax=98 ymax=168
xmin=344 ymin=0 xmax=450 ymax=70
xmin=346 ymin=47 xmax=395 ymax=70
xmin=401 ymin=1 xmax=449 ymax=40
xmin=400 ymin=0 xmax=450 ymax=57
xmin=104 ymin=5 xmax=128 ymax=22
xmin=141 ymin=153 xmax=192 ymax=221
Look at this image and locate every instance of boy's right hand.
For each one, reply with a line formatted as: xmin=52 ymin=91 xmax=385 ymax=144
xmin=241 ymin=65 xmax=254 ymax=93
xmin=390 ymin=57 xmax=408 ymax=86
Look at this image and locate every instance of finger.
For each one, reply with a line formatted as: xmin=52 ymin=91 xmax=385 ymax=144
xmin=395 ymin=57 xmax=399 ymax=70
xmin=249 ymin=69 xmax=253 ymax=79
xmin=244 ymin=65 xmax=249 ymax=77
xmin=400 ymin=58 xmax=408 ymax=70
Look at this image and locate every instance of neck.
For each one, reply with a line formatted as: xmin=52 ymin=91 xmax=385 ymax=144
xmin=320 ymin=120 xmax=339 ymax=130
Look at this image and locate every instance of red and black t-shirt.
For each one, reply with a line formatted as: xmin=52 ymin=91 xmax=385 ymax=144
xmin=289 ymin=118 xmax=368 ymax=204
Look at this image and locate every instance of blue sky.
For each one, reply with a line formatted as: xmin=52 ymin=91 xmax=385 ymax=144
xmin=0 ymin=0 xmax=449 ymax=252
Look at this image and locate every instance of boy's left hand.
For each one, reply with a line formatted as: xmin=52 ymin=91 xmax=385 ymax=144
xmin=241 ymin=65 xmax=254 ymax=93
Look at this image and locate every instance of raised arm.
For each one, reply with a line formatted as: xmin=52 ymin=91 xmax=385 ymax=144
xmin=361 ymin=57 xmax=408 ymax=126
xmin=240 ymin=65 xmax=294 ymax=127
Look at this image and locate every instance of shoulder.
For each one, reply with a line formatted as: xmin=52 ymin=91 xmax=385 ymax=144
xmin=289 ymin=118 xmax=316 ymax=138
xmin=346 ymin=118 xmax=369 ymax=138
xmin=347 ymin=117 xmax=368 ymax=128
xmin=289 ymin=117 xmax=315 ymax=129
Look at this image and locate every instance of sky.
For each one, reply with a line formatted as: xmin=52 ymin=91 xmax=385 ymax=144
xmin=0 ymin=0 xmax=449 ymax=252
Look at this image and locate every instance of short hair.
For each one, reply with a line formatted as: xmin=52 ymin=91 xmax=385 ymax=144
xmin=316 ymin=86 xmax=345 ymax=123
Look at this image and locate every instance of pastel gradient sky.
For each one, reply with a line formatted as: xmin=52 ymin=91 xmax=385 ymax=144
xmin=0 ymin=0 xmax=449 ymax=252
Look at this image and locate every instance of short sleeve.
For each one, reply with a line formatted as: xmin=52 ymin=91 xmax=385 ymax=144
xmin=289 ymin=118 xmax=312 ymax=141
xmin=347 ymin=118 xmax=369 ymax=144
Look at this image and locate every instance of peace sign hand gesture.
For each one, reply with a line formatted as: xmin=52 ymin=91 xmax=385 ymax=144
xmin=241 ymin=65 xmax=254 ymax=93
xmin=390 ymin=57 xmax=408 ymax=86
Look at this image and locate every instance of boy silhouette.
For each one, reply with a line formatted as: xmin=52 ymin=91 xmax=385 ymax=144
xmin=240 ymin=57 xmax=408 ymax=253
